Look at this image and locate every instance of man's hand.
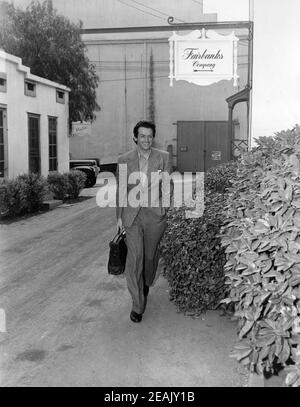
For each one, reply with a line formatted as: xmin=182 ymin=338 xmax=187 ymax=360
xmin=117 ymin=217 xmax=123 ymax=231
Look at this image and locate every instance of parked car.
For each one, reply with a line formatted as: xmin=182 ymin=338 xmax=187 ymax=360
xmin=85 ymin=157 xmax=116 ymax=174
xmin=86 ymin=157 xmax=101 ymax=170
xmin=99 ymin=163 xmax=117 ymax=173
xmin=70 ymin=159 xmax=100 ymax=187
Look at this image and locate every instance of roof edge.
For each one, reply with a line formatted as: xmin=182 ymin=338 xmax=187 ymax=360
xmin=0 ymin=49 xmax=71 ymax=92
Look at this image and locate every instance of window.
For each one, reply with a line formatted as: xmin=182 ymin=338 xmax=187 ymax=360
xmin=25 ymin=80 xmax=36 ymax=97
xmin=0 ymin=74 xmax=6 ymax=93
xmin=0 ymin=109 xmax=5 ymax=177
xmin=48 ymin=117 xmax=57 ymax=171
xmin=56 ymin=90 xmax=65 ymax=104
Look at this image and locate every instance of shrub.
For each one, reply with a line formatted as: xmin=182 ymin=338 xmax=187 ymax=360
xmin=160 ymin=162 xmax=238 ymax=315
xmin=161 ymin=191 xmax=229 ymax=316
xmin=66 ymin=170 xmax=86 ymax=199
xmin=160 ymin=161 xmax=238 ymax=316
xmin=0 ymin=178 xmax=27 ymax=216
xmin=0 ymin=173 xmax=48 ymax=217
xmin=47 ymin=172 xmax=69 ymax=201
xmin=0 ymin=183 xmax=8 ymax=216
xmin=205 ymin=161 xmax=238 ymax=193
xmin=17 ymin=173 xmax=48 ymax=212
xmin=221 ymin=126 xmax=300 ymax=386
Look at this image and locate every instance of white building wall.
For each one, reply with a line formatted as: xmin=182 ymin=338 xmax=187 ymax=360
xmin=70 ymin=30 xmax=249 ymax=165
xmin=0 ymin=53 xmax=70 ymax=178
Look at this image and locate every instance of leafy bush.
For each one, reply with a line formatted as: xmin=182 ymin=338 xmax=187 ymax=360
xmin=47 ymin=172 xmax=69 ymax=201
xmin=0 ymin=170 xmax=86 ymax=218
xmin=161 ymin=191 xmax=229 ymax=316
xmin=0 ymin=173 xmax=48 ymax=217
xmin=221 ymin=126 xmax=300 ymax=386
xmin=66 ymin=170 xmax=86 ymax=199
xmin=47 ymin=171 xmax=87 ymax=200
xmin=205 ymin=161 xmax=238 ymax=193
xmin=0 ymin=178 xmax=27 ymax=217
xmin=160 ymin=161 xmax=238 ymax=316
xmin=17 ymin=173 xmax=48 ymax=212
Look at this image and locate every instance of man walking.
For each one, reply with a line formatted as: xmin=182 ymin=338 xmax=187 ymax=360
xmin=116 ymin=120 xmax=171 ymax=323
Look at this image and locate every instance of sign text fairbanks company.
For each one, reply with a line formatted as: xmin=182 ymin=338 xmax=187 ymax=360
xmin=169 ymin=29 xmax=239 ymax=87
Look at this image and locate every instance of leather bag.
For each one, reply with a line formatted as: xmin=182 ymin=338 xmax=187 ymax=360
xmin=108 ymin=229 xmax=127 ymax=275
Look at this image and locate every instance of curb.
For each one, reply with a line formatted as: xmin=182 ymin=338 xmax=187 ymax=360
xmin=42 ymin=199 xmax=63 ymax=210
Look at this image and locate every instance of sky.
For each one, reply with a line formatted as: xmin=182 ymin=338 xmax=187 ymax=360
xmin=203 ymin=0 xmax=250 ymax=21
xmin=11 ymin=0 xmax=251 ymax=23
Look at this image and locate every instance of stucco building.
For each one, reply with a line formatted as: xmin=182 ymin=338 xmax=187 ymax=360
xmin=0 ymin=50 xmax=70 ymax=179
xmin=63 ymin=0 xmax=251 ymax=171
xmin=10 ymin=0 xmax=252 ymax=172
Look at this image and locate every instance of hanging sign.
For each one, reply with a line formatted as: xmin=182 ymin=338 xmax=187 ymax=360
xmin=71 ymin=121 xmax=91 ymax=137
xmin=169 ymin=29 xmax=239 ymax=87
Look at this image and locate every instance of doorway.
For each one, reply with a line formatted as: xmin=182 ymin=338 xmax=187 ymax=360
xmin=177 ymin=121 xmax=229 ymax=172
xmin=28 ymin=114 xmax=40 ymax=174
xmin=0 ymin=108 xmax=7 ymax=177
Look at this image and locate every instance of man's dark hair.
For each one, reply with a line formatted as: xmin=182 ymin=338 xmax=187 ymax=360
xmin=133 ymin=120 xmax=156 ymax=139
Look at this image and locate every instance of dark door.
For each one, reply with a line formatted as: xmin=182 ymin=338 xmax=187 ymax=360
xmin=0 ymin=109 xmax=5 ymax=177
xmin=204 ymin=121 xmax=229 ymax=170
xmin=177 ymin=121 xmax=205 ymax=172
xmin=48 ymin=117 xmax=58 ymax=171
xmin=28 ymin=114 xmax=40 ymax=174
xmin=177 ymin=121 xmax=229 ymax=172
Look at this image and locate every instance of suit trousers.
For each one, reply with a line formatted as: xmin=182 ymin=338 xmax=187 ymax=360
xmin=124 ymin=207 xmax=167 ymax=314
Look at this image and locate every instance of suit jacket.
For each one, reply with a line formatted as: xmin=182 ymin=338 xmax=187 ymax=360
xmin=116 ymin=147 xmax=172 ymax=228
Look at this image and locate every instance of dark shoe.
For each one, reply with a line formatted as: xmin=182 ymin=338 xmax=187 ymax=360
xmin=130 ymin=311 xmax=142 ymax=323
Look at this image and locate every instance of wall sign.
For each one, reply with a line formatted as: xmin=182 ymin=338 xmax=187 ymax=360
xmin=71 ymin=121 xmax=91 ymax=137
xmin=169 ymin=29 xmax=239 ymax=87
xmin=211 ymin=151 xmax=222 ymax=161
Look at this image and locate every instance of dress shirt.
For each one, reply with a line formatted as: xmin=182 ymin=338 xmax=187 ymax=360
xmin=137 ymin=148 xmax=151 ymax=188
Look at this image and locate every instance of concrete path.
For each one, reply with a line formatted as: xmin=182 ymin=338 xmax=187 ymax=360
xmin=0 ymin=178 xmax=248 ymax=387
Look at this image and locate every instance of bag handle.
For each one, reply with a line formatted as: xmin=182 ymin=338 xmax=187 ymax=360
xmin=112 ymin=228 xmax=125 ymax=244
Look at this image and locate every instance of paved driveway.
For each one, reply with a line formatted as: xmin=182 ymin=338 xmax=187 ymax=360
xmin=0 ymin=178 xmax=248 ymax=387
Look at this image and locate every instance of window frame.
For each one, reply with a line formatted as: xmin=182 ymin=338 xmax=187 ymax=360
xmin=56 ymin=89 xmax=65 ymax=104
xmin=24 ymin=80 xmax=37 ymax=97
xmin=0 ymin=73 xmax=7 ymax=93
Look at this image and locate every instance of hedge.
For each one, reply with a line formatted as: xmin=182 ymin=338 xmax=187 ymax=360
xmin=0 ymin=173 xmax=48 ymax=217
xmin=66 ymin=170 xmax=86 ymax=199
xmin=0 ymin=170 xmax=87 ymax=218
xmin=221 ymin=126 xmax=300 ymax=387
xmin=160 ymin=161 xmax=237 ymax=316
xmin=47 ymin=172 xmax=69 ymax=201
xmin=47 ymin=170 xmax=86 ymax=201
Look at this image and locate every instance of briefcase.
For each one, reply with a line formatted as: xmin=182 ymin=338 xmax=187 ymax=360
xmin=108 ymin=229 xmax=127 ymax=275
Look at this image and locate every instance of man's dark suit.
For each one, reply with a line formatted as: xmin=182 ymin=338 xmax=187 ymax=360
xmin=116 ymin=147 xmax=171 ymax=314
